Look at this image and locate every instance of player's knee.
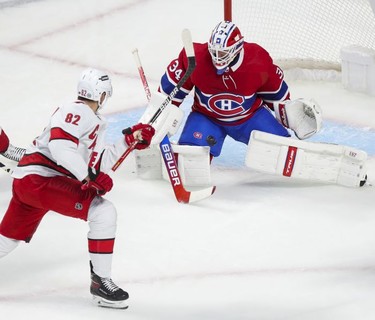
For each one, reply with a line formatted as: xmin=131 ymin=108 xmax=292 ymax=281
xmin=87 ymin=197 xmax=117 ymax=238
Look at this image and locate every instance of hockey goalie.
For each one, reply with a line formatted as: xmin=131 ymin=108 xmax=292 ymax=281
xmin=133 ymin=92 xmax=367 ymax=189
xmin=134 ymin=20 xmax=367 ymax=189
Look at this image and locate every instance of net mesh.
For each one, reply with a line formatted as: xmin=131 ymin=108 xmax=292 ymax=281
xmin=231 ymin=0 xmax=375 ymax=70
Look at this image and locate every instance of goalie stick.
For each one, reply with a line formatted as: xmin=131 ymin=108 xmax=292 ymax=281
xmin=111 ymin=28 xmax=196 ymax=172
xmin=129 ymin=44 xmax=216 ymax=203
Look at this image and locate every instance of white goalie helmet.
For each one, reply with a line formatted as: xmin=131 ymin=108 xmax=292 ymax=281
xmin=77 ymin=68 xmax=113 ymax=109
xmin=208 ymin=21 xmax=244 ymax=75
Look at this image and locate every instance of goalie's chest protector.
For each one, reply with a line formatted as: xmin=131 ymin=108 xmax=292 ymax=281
xmin=190 ymin=42 xmax=282 ymax=124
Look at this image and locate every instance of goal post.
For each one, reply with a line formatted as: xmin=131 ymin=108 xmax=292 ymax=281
xmin=224 ymin=0 xmax=375 ymax=71
xmin=223 ymin=0 xmax=232 ymax=21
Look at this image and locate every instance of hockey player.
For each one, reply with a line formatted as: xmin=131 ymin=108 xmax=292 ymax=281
xmin=157 ymin=20 xmax=319 ymax=156
xmin=0 ymin=68 xmax=155 ymax=309
xmin=137 ymin=21 xmax=366 ymax=188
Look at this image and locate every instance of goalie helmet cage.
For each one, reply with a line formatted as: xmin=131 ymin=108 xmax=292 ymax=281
xmin=223 ymin=0 xmax=375 ymax=71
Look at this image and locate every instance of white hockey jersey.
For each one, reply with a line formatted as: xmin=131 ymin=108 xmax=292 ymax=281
xmin=12 ymin=101 xmax=128 ymax=181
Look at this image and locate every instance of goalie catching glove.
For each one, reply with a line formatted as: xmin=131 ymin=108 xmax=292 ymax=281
xmin=274 ymin=98 xmax=322 ymax=140
xmin=123 ymin=123 xmax=155 ymax=150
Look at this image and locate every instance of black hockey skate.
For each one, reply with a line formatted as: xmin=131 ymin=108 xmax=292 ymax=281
xmin=90 ymin=261 xmax=129 ymax=309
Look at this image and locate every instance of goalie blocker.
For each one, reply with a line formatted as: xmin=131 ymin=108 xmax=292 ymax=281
xmin=246 ymin=130 xmax=367 ymax=187
xmin=139 ymin=92 xmax=184 ymax=145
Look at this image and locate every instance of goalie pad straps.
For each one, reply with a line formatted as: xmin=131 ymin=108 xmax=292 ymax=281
xmin=246 ymin=130 xmax=367 ymax=187
xmin=138 ymin=91 xmax=184 ymax=144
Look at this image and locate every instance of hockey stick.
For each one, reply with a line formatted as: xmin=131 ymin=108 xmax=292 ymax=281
xmin=131 ymin=46 xmax=216 ymax=203
xmin=159 ymin=136 xmax=216 ymax=203
xmin=112 ymin=29 xmax=194 ymax=172
xmin=132 ymin=48 xmax=152 ymax=101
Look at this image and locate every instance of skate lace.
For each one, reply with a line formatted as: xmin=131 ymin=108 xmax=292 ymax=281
xmin=102 ymin=278 xmax=120 ymax=293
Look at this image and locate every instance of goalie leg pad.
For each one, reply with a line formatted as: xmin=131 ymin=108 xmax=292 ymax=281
xmin=135 ymin=145 xmax=163 ymax=180
xmin=162 ymin=144 xmax=212 ymax=187
xmin=246 ymin=130 xmax=367 ymax=187
xmin=135 ymin=143 xmax=212 ymax=187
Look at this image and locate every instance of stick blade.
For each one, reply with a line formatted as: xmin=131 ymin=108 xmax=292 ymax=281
xmin=181 ymin=29 xmax=194 ymax=58
xmin=188 ymin=186 xmax=216 ymax=203
xmin=176 ymin=185 xmax=216 ymax=204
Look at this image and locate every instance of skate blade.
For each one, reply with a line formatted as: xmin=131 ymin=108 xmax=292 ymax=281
xmin=92 ymin=295 xmax=129 ymax=309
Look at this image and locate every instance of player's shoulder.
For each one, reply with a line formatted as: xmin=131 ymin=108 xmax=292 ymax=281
xmin=244 ymin=42 xmax=270 ymax=55
xmin=54 ymin=101 xmax=99 ymax=129
xmin=59 ymin=100 xmax=96 ymax=117
xmin=243 ymin=42 xmax=273 ymax=64
xmin=193 ymin=42 xmax=211 ymax=61
xmin=193 ymin=42 xmax=208 ymax=52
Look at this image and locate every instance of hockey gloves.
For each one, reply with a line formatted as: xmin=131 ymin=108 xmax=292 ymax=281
xmin=123 ymin=123 xmax=155 ymax=150
xmin=81 ymin=167 xmax=113 ymax=196
xmin=274 ymin=99 xmax=322 ymax=140
xmin=0 ymin=127 xmax=10 ymax=153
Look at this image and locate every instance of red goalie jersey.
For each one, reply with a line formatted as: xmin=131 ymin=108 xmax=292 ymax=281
xmin=159 ymin=42 xmax=290 ymax=125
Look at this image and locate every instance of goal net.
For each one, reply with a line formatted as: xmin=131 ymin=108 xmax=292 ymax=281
xmin=225 ymin=0 xmax=375 ymax=71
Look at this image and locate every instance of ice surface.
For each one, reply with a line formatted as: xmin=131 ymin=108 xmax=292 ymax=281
xmin=1 ymin=1 xmax=375 ymax=319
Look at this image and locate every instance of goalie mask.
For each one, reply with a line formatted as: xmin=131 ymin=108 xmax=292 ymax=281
xmin=77 ymin=68 xmax=113 ymax=110
xmin=208 ymin=21 xmax=244 ymax=75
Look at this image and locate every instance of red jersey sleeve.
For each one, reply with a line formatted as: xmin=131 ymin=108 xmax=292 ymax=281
xmin=158 ymin=47 xmax=195 ymax=106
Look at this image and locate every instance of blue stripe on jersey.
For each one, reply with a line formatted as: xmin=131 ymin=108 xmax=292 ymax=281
xmin=160 ymin=73 xmax=188 ymax=101
xmin=258 ymin=81 xmax=289 ymax=101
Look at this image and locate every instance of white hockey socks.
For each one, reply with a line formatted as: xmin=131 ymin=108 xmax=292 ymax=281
xmin=87 ymin=197 xmax=117 ymax=278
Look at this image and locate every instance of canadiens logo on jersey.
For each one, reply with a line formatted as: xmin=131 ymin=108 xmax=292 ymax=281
xmin=208 ymin=93 xmax=245 ymax=116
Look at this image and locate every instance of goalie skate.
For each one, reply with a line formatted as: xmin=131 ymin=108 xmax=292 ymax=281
xmin=90 ymin=262 xmax=129 ymax=309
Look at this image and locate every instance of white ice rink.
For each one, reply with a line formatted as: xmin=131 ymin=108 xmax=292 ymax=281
xmin=1 ymin=1 xmax=375 ymax=319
